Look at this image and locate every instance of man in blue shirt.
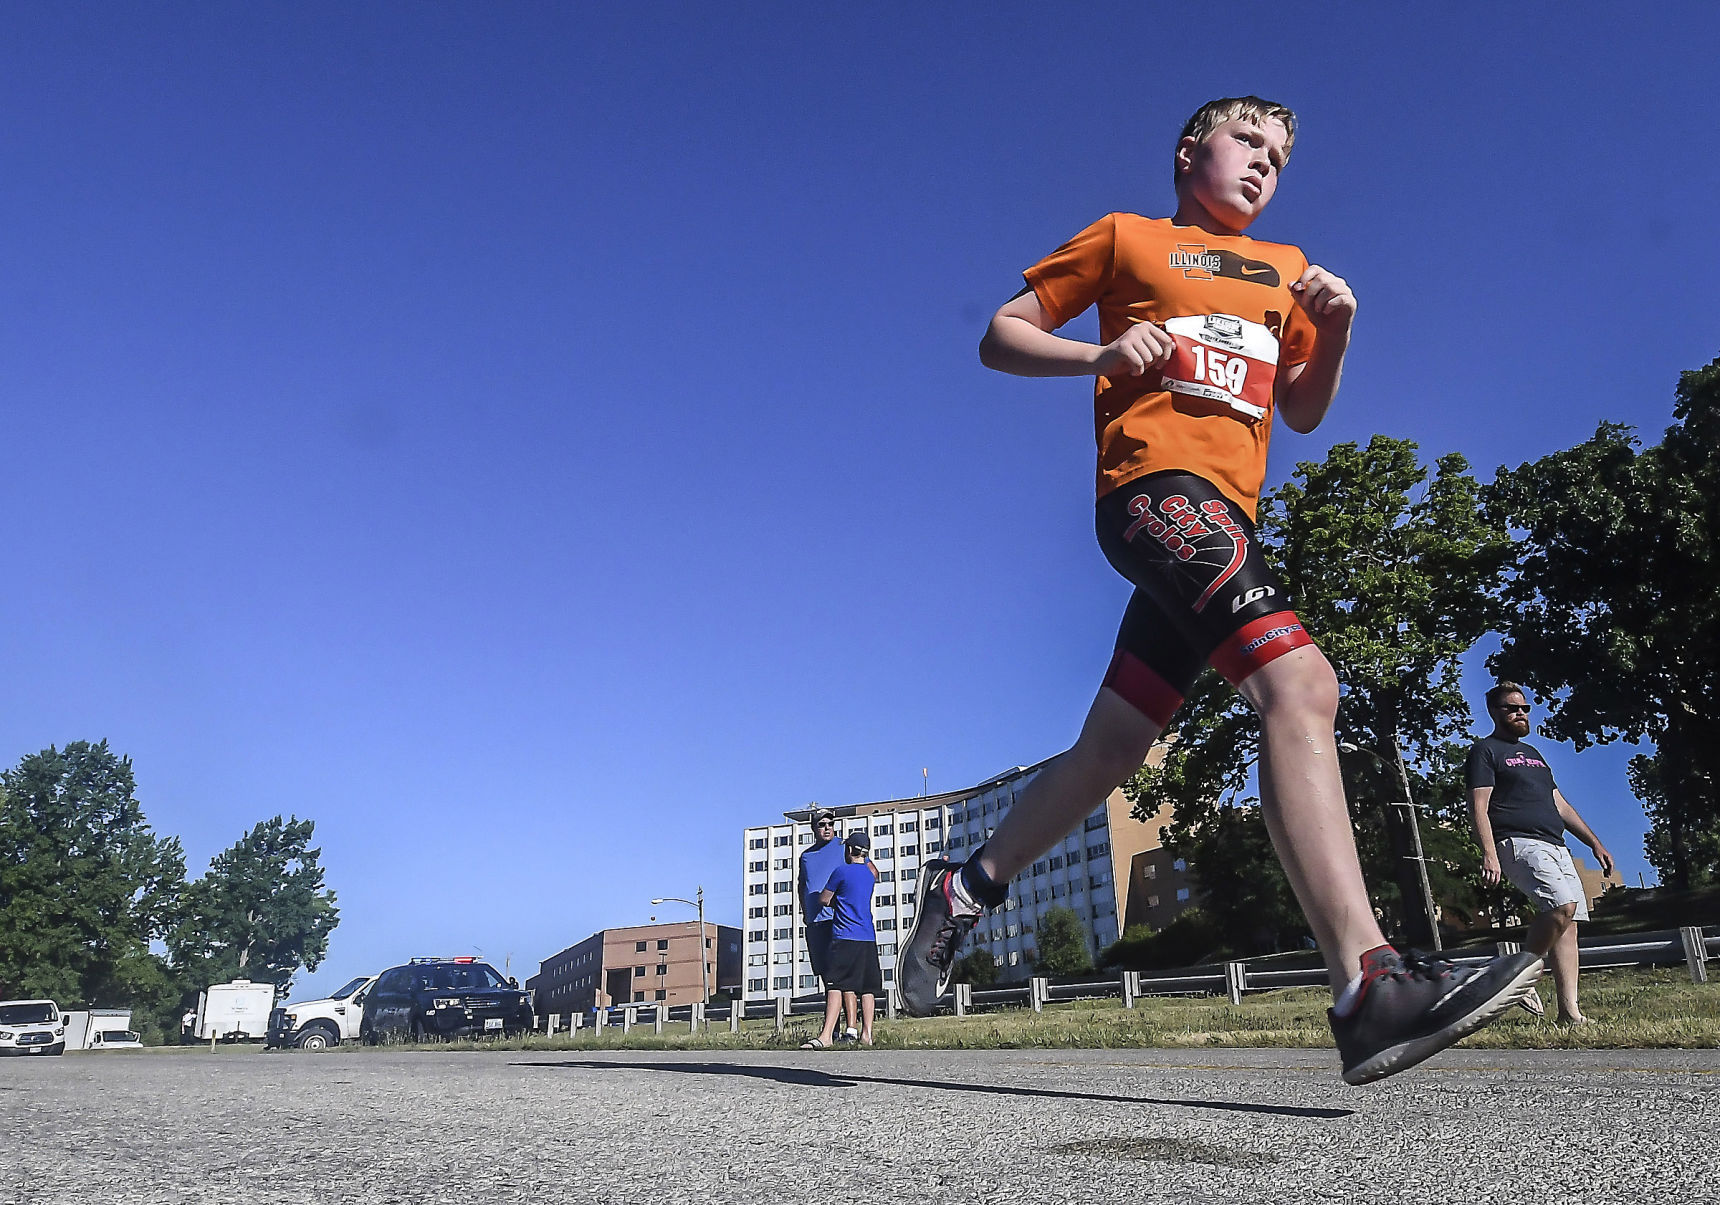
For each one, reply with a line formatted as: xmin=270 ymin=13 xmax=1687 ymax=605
xmin=797 ymin=808 xmax=844 ymax=989
xmin=802 ymin=831 xmax=881 ymax=1048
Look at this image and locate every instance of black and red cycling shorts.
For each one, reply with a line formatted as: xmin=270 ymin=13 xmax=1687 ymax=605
xmin=1095 ymin=471 xmax=1314 ymax=727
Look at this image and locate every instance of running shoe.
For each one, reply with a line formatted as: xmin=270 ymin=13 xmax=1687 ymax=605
xmin=1329 ymin=946 xmax=1543 ymax=1085
xmin=896 ymin=859 xmax=984 ymax=1015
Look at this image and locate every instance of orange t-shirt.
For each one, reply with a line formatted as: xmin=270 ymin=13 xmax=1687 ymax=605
xmin=1023 ymin=213 xmax=1317 ymax=519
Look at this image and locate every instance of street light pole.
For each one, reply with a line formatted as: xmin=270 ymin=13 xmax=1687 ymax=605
xmin=1339 ymin=740 xmax=1442 ymax=951
xmin=650 ymin=887 xmax=709 ymax=1006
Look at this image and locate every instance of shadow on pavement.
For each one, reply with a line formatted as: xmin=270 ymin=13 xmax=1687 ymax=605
xmin=515 ymin=1059 xmax=1355 ymax=1119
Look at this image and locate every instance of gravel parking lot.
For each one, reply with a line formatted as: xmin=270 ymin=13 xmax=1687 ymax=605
xmin=3 ymin=1046 xmax=1716 ymax=1204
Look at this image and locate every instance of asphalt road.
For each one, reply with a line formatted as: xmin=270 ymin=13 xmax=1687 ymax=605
xmin=2 ymin=1046 xmax=1716 ymax=1204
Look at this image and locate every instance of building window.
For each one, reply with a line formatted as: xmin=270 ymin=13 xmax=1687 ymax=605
xmin=1177 ymin=887 xmax=1191 ymax=901
xmin=1066 ymin=848 xmax=1082 ymax=864
xmin=1048 ymin=855 xmax=1063 ymax=870
xmin=1008 ymin=951 xmax=1020 ymax=966
xmin=773 ymin=904 xmax=794 ymax=916
xmin=876 ymin=894 xmax=895 ymax=907
xmin=634 ymin=991 xmax=645 ymax=1002
xmin=1173 ymin=858 xmax=1187 ymax=871
xmin=773 ymin=976 xmax=792 ymax=990
xmin=773 ymin=881 xmax=792 ymax=893
xmin=879 ymin=870 xmax=894 ymax=882
xmin=633 ymin=966 xmax=646 ymax=977
xmin=775 ymin=857 xmax=792 ymax=870
xmin=876 ymin=848 xmax=893 ymax=860
xmin=636 ymin=941 xmax=647 ymax=951
xmin=877 ymin=942 xmax=896 ymax=956
xmin=656 ymin=964 xmax=668 ymax=975
xmin=900 ymin=844 xmax=918 ymax=857
xmin=774 ymin=835 xmax=792 ymax=847
xmin=900 ymin=820 xmax=918 ymax=833
xmin=1089 ymin=841 xmax=1111 ymax=857
xmin=947 ymin=835 xmax=963 ymax=849
xmin=878 ymin=919 xmax=896 ymax=931
xmin=748 ymin=978 xmax=767 ymax=992
xmin=748 ymin=884 xmax=766 ymax=896
xmin=1084 ymin=813 xmax=1106 ymax=831
xmin=773 ymin=928 xmax=792 ymax=941
xmin=749 ymin=837 xmax=767 ymax=850
xmin=749 ymin=860 xmax=766 ymax=872
xmin=773 ymin=951 xmax=792 ymax=964
xmin=882 ymin=968 xmax=894 ymax=982
xmin=1031 ymin=861 xmax=1046 ymax=876
xmin=926 ymin=815 xmax=941 ymax=828
xmin=800 ymin=975 xmax=818 ymax=989
xmin=873 ymin=823 xmax=892 ymax=836
xmin=901 ymin=868 xmax=917 ymax=881
xmin=1147 ymin=894 xmax=1160 ymax=908
xmin=748 ymin=906 xmax=767 ymax=919
xmin=657 ymin=939 xmax=669 ymax=951
xmin=749 ymin=930 xmax=766 ymax=942
xmin=798 ymin=833 xmax=813 ymax=844
xmin=654 ymin=990 xmax=666 ymax=1001
xmin=927 ymin=839 xmax=943 ymax=852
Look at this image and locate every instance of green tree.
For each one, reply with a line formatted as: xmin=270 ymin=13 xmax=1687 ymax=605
xmin=169 ymin=816 xmax=339 ymax=995
xmin=1129 ymin=436 xmax=1512 ymax=950
xmin=951 ymin=949 xmax=998 ymax=986
xmin=0 ymin=742 xmax=185 ymax=1007
xmin=1485 ymin=356 xmax=1720 ymax=887
xmin=1030 ymin=906 xmax=1093 ymax=977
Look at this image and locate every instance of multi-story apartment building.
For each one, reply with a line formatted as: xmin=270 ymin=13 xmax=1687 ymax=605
xmin=740 ymin=750 xmax=1188 ymax=1003
xmin=526 ymin=920 xmax=742 ymax=1017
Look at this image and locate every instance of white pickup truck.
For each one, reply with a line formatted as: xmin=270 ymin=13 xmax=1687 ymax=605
xmin=266 ymin=974 xmax=377 ymax=1049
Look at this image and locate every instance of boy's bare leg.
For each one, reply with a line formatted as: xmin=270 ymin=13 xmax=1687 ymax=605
xmin=1235 ymin=645 xmax=1388 ymax=991
xmin=973 ymin=688 xmax=1162 ymax=883
xmin=974 ymin=650 xmax=1384 ymax=996
xmin=842 ymin=990 xmax=859 ymax=1036
xmin=860 ymin=993 xmax=875 ymax=1044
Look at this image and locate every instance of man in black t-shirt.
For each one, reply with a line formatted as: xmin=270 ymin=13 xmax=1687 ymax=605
xmin=1466 ymin=682 xmax=1616 ymax=1023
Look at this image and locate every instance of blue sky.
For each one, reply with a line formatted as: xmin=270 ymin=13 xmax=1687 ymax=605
xmin=4 ymin=5 xmax=1716 ymax=998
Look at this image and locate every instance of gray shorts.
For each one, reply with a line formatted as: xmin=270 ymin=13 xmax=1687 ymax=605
xmin=1497 ymin=836 xmax=1589 ymax=920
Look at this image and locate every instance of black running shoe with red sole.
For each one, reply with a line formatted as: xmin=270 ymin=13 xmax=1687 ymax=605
xmin=1330 ymin=946 xmax=1544 ymax=1085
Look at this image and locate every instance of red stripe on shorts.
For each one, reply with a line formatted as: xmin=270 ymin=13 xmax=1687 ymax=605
xmin=1208 ymin=611 xmax=1313 ymax=685
xmin=1102 ymin=649 xmax=1184 ymax=728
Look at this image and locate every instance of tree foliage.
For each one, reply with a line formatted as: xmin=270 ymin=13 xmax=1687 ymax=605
xmin=1030 ymin=905 xmax=1093 ymax=977
xmin=1128 ymin=436 xmax=1512 ymax=950
xmin=0 ymin=742 xmax=185 ymax=1006
xmin=1485 ymin=356 xmax=1720 ymax=887
xmin=951 ymin=949 xmax=998 ymax=986
xmin=169 ymin=816 xmax=339 ymax=995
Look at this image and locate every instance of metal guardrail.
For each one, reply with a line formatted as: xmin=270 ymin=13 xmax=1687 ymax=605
xmin=535 ymin=925 xmax=1714 ymax=1035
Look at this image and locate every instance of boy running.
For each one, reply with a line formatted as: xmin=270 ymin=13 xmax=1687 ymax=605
xmin=899 ymin=96 xmax=1542 ymax=1084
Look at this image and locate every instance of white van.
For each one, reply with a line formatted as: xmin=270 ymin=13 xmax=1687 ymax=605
xmin=0 ymin=999 xmax=67 ymax=1056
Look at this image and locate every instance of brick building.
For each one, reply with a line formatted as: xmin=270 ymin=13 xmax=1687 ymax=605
xmin=526 ymin=920 xmax=742 ymax=1017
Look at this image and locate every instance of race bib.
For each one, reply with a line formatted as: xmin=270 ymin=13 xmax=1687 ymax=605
xmin=1158 ymin=314 xmax=1279 ymax=423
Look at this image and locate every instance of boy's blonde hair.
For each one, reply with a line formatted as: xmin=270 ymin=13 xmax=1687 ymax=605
xmin=1174 ymin=96 xmax=1298 ymax=186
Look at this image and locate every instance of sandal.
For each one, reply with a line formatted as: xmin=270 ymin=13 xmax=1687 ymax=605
xmin=799 ymin=1038 xmax=828 ymax=1049
xmin=1517 ymin=989 xmax=1546 ymax=1018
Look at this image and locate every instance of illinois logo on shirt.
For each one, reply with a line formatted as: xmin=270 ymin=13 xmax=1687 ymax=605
xmin=1158 ymin=314 xmax=1280 ymax=422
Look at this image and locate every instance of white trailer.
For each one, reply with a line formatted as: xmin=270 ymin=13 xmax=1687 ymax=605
xmin=196 ymin=980 xmax=276 ymax=1041
xmin=62 ymin=1008 xmax=134 ymax=1051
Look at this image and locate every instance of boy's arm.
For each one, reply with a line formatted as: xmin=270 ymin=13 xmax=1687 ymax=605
xmin=979 ymin=287 xmax=1176 ymax=380
xmin=1553 ymin=789 xmax=1615 ymax=877
xmin=1276 ymin=266 xmax=1357 ymax=433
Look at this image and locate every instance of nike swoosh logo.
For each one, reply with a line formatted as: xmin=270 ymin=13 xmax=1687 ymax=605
xmin=1240 ymin=265 xmax=1271 ymax=276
